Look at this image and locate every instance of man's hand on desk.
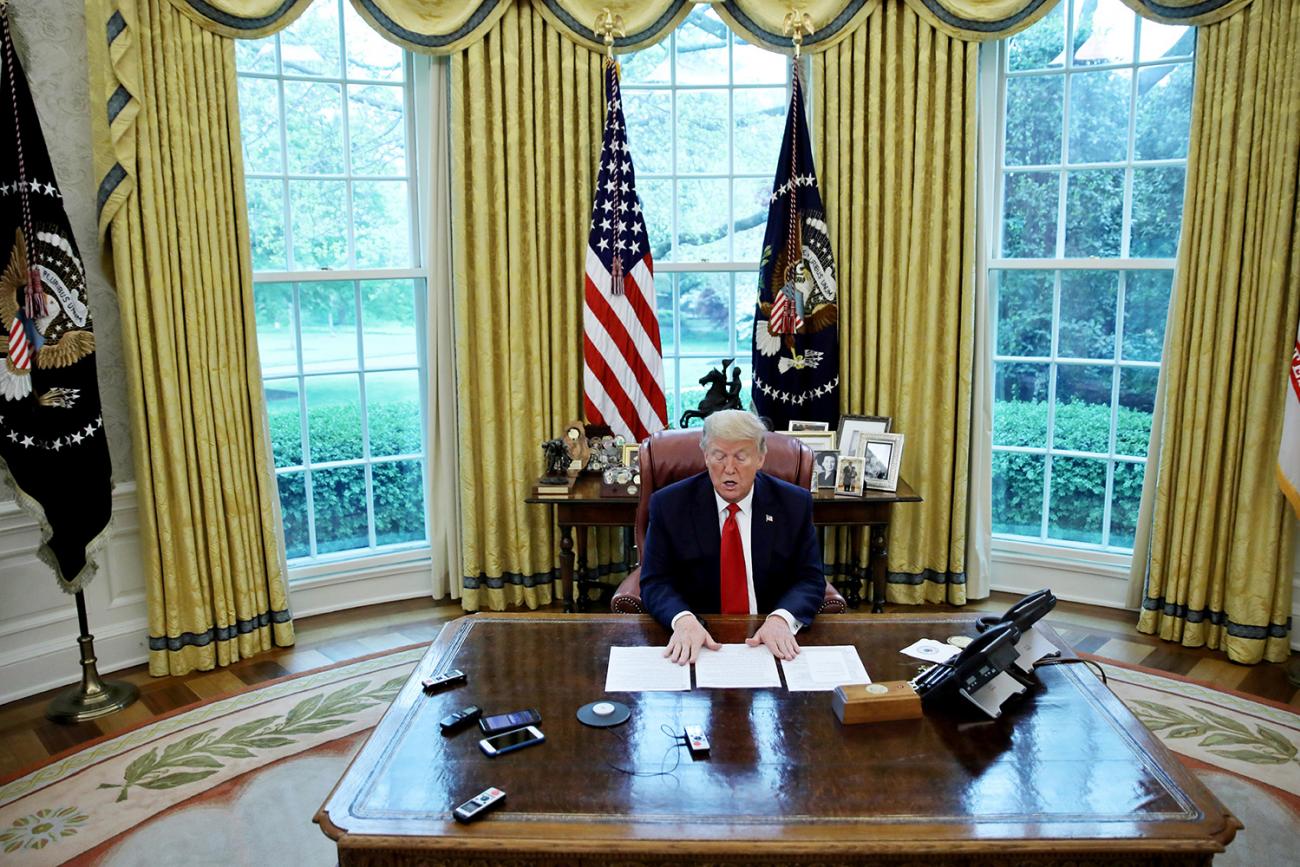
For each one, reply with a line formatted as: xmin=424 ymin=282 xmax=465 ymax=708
xmin=664 ymin=613 xmax=721 ymax=665
xmin=746 ymin=615 xmax=800 ymax=660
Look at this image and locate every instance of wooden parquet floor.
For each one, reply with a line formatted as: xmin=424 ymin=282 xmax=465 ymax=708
xmin=1 ymin=592 xmax=1296 ymax=779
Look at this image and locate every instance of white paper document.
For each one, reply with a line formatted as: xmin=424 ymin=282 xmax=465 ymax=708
xmin=780 ymin=645 xmax=871 ymax=692
xmin=694 ymin=644 xmax=782 ymax=689
xmin=604 ymin=646 xmax=691 ymax=692
xmin=899 ymin=638 xmax=961 ymax=664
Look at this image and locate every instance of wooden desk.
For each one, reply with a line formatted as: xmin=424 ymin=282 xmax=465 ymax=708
xmin=317 ymin=614 xmax=1237 ymax=866
xmin=526 ymin=476 xmax=922 ymax=612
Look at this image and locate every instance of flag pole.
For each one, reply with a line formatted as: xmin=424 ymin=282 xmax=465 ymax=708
xmin=46 ymin=591 xmax=139 ymax=723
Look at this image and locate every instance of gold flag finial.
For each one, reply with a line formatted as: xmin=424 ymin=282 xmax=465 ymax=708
xmin=596 ymin=8 xmax=625 ymax=59
xmin=783 ymin=8 xmax=814 ymax=58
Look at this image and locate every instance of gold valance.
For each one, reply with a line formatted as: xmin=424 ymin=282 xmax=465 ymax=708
xmin=161 ymin=0 xmax=1258 ymax=50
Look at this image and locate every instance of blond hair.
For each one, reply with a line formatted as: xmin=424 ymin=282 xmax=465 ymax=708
xmin=700 ymin=410 xmax=768 ymax=455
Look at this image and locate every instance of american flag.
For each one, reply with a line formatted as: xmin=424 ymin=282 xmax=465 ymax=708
xmin=582 ymin=59 xmax=668 ymax=443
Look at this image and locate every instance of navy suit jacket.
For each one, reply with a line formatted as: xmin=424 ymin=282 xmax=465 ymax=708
xmin=639 ymin=471 xmax=825 ymax=628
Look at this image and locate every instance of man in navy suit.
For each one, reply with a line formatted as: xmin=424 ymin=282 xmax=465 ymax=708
xmin=640 ymin=410 xmax=825 ymax=665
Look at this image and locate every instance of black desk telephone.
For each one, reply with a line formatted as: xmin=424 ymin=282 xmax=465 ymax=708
xmin=912 ymin=589 xmax=1058 ymax=716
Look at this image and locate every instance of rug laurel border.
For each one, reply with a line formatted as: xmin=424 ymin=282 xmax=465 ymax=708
xmin=0 ymin=647 xmax=425 ymax=806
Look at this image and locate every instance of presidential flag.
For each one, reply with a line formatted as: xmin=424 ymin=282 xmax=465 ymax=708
xmin=583 ymin=58 xmax=668 ymax=443
xmin=0 ymin=11 xmax=112 ymax=591
xmin=1279 ymin=319 xmax=1300 ymax=518
xmin=751 ymin=66 xmax=839 ymax=432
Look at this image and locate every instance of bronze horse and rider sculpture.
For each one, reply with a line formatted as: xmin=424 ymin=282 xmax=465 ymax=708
xmin=678 ymin=358 xmax=744 ymax=429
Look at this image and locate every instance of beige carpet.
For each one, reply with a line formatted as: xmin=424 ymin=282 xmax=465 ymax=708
xmin=0 ymin=649 xmax=1294 ymax=865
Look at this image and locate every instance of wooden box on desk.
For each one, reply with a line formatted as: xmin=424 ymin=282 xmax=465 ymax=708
xmin=832 ymin=681 xmax=922 ymax=724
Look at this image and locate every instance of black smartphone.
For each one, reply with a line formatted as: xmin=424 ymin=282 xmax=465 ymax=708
xmin=479 ymin=725 xmax=545 ymax=757
xmin=479 ymin=708 xmax=541 ymax=736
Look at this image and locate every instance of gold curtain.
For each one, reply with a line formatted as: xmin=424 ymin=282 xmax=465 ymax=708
xmin=812 ymin=0 xmax=978 ymax=605
xmin=451 ymin=3 xmax=627 ymax=611
xmin=87 ymin=0 xmax=294 ymax=675
xmin=1137 ymin=0 xmax=1299 ymax=664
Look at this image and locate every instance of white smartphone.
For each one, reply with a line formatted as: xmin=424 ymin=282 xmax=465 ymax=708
xmin=478 ymin=725 xmax=545 ymax=757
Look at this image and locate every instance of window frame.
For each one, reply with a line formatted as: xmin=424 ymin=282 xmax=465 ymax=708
xmin=980 ymin=4 xmax=1193 ymax=568
xmin=236 ymin=3 xmax=434 ymax=576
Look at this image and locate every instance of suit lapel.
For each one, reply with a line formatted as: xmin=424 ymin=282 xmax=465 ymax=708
xmin=750 ymin=473 xmax=774 ymax=593
xmin=691 ymin=473 xmax=721 ymax=555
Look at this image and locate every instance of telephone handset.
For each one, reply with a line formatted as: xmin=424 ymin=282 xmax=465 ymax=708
xmin=976 ymin=588 xmax=1056 ymax=634
xmin=911 ymin=621 xmax=1022 ymax=710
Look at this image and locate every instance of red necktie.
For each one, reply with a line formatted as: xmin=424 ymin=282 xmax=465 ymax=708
xmin=720 ymin=503 xmax=748 ymax=614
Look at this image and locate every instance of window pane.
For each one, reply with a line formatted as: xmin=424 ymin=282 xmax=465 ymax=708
xmin=1005 ymin=76 xmax=1062 ymax=167
xmin=657 ymin=272 xmax=676 ymax=352
xmin=733 ymin=88 xmax=786 ymax=174
xmin=1008 ymin=2 xmax=1064 ymax=71
xmin=623 ymin=90 xmax=672 ymax=175
xmin=732 ymin=177 xmax=770 ymax=262
xmin=677 ymin=90 xmax=728 ymax=175
xmin=679 ymin=357 xmax=732 ymax=425
xmin=245 ymin=179 xmax=287 ymax=271
xmin=1109 ymin=461 xmax=1145 ymax=548
xmin=734 ymin=273 xmax=757 ymax=354
xmin=299 ymin=281 xmax=357 ymax=372
xmin=992 ymin=452 xmax=1045 ymax=536
xmin=1135 ymin=64 xmax=1192 ymax=161
xmin=254 ymin=282 xmax=297 ymax=377
xmin=284 ymin=82 xmax=344 ymax=175
xmin=622 ymin=41 xmax=669 ymax=85
xmin=353 ymin=180 xmax=411 ymax=268
xmin=278 ymin=0 xmax=341 ymax=78
xmin=361 ymin=279 xmax=418 ymax=369
xmin=348 ymin=84 xmax=406 ymax=176
xmin=1067 ymin=69 xmax=1129 ymax=164
xmin=678 ymin=272 xmax=732 ymax=356
xmin=289 ymin=179 xmax=348 ymax=269
xmin=373 ymin=460 xmax=426 ymax=545
xmin=1048 ymin=455 xmax=1106 ymax=544
xmin=1129 ymin=167 xmax=1184 ymax=258
xmin=366 ymin=370 xmax=421 ymax=458
xmin=639 ymin=178 xmax=673 ymax=262
xmin=994 ymin=270 xmax=1053 ymax=357
xmin=1138 ymin=19 xmax=1193 ymax=62
xmin=1053 ymin=364 xmax=1113 ymax=452
xmin=277 ymin=472 xmax=310 ymax=558
xmin=1063 ymin=168 xmax=1123 ymax=257
xmin=236 ymin=35 xmax=277 ymax=74
xmin=1117 ymin=366 xmax=1157 ymax=457
xmin=343 ymin=1 xmax=402 ymax=81
xmin=1058 ymin=270 xmax=1117 ymax=359
xmin=675 ymin=8 xmax=728 ymax=85
xmin=1071 ymin=0 xmax=1134 ymax=67
xmin=306 ymin=374 xmax=362 ymax=463
xmin=312 ymin=465 xmax=369 ymax=554
xmin=239 ymin=77 xmax=283 ymax=174
xmin=734 ymin=38 xmax=787 ymax=84
xmin=661 ymin=357 xmax=679 ymax=426
xmin=264 ymin=377 xmax=302 ymax=468
xmin=1122 ymin=270 xmax=1171 ymax=361
xmin=1001 ymin=171 xmax=1058 ymax=258
xmin=677 ymin=178 xmax=730 ymax=262
xmin=994 ymin=362 xmax=1049 ymax=447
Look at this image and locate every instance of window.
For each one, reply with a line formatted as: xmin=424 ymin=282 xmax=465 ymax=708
xmin=989 ymin=0 xmax=1194 ymax=551
xmin=621 ymin=5 xmax=789 ymax=423
xmin=236 ymin=0 xmax=428 ymax=566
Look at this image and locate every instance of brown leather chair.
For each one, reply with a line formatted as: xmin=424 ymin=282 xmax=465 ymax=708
xmin=610 ymin=428 xmax=847 ymax=615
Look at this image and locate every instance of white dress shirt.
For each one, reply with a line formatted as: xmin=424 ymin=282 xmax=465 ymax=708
xmin=670 ymin=486 xmax=800 ymax=634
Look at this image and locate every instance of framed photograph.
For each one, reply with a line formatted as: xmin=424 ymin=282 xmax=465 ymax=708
xmin=835 ymin=456 xmax=866 ymax=497
xmin=787 ymin=430 xmax=836 ymax=452
xmin=788 ymin=420 xmax=830 ymax=432
xmin=860 ymin=432 xmax=904 ymax=492
xmin=836 ymin=414 xmax=892 ymax=459
xmin=620 ymin=443 xmax=640 ymax=471
xmin=812 ymin=450 xmax=839 ymax=489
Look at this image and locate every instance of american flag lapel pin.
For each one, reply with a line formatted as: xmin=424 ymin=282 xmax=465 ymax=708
xmin=765 ymin=514 xmax=774 ymax=523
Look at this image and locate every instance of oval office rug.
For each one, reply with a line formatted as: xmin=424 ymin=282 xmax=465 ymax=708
xmin=0 ymin=648 xmax=1295 ymax=865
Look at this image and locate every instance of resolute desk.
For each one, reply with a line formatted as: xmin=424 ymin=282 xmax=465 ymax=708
xmin=316 ymin=614 xmax=1238 ymax=866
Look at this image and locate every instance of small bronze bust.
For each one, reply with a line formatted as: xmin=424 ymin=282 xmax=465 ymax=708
xmin=541 ymin=438 xmax=570 ymax=484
